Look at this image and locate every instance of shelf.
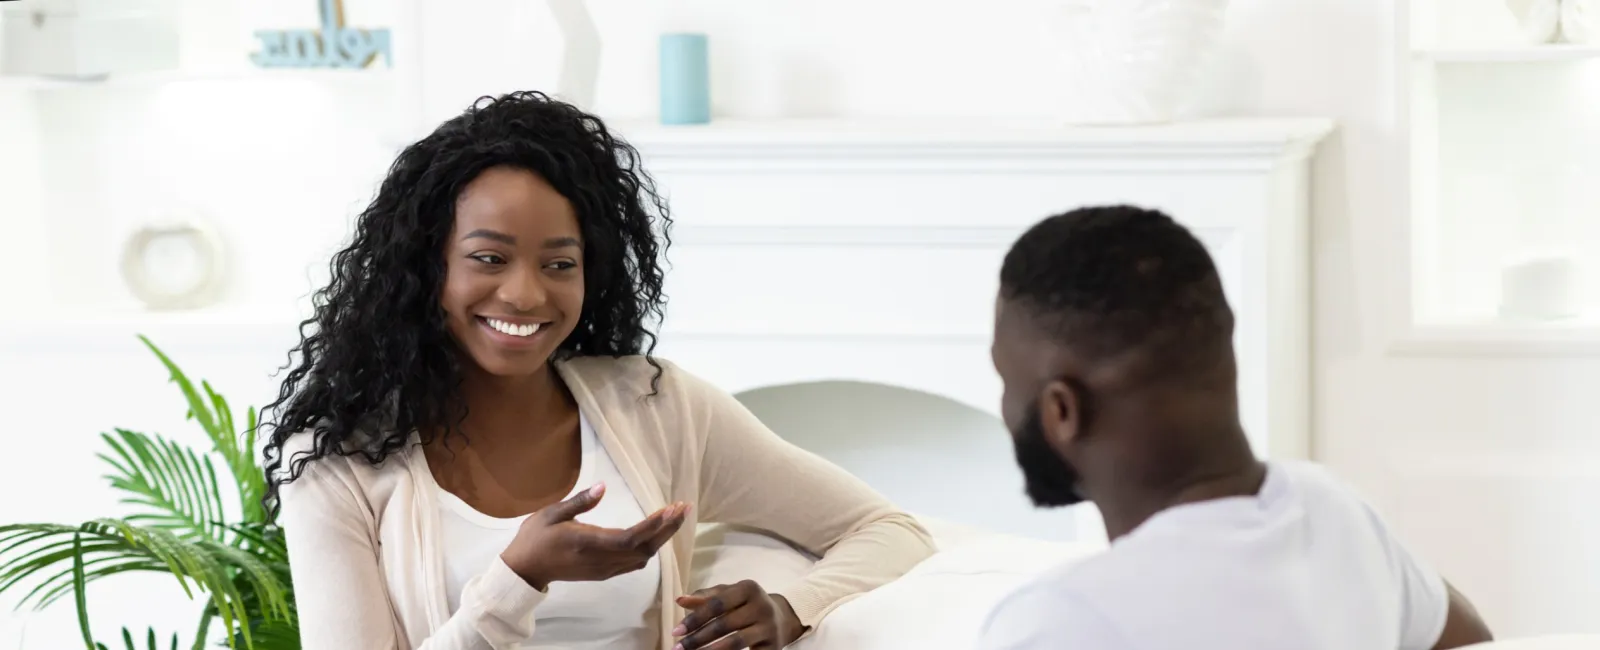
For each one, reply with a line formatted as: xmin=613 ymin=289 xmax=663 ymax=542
xmin=0 ymin=68 xmax=395 ymax=91
xmin=1389 ymin=317 xmax=1600 ymax=357
xmin=1413 ymin=44 xmax=1600 ymax=63
xmin=608 ymin=117 xmax=1336 ymax=170
xmin=1397 ymin=450 xmax=1600 ymax=479
xmin=0 ymin=309 xmax=308 ymax=354
xmin=612 ymin=117 xmax=1336 ymax=148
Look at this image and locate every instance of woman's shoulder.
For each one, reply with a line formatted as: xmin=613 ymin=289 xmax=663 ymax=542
xmin=271 ymin=426 xmax=418 ymax=502
xmin=558 ymin=354 xmax=732 ymax=411
xmin=559 ymin=354 xmax=693 ymax=393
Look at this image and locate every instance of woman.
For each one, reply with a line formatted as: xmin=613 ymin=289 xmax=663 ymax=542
xmin=262 ymin=91 xmax=935 ymax=650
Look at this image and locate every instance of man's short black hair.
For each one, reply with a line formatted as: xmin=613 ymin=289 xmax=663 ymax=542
xmin=999 ymin=205 xmax=1234 ymax=375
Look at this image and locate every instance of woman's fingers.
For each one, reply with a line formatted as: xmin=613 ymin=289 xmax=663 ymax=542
xmin=643 ymin=503 xmax=691 ymax=552
xmin=694 ymin=632 xmax=763 ymax=650
xmin=562 ymin=502 xmax=690 ymax=578
xmin=539 ymin=482 xmax=606 ymax=523
xmin=675 ymin=583 xmax=755 ymax=638
xmin=617 ymin=502 xmax=686 ymax=545
xmin=674 ymin=599 xmax=765 ymax=650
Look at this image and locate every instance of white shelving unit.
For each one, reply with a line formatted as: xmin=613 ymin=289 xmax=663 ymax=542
xmin=0 ymin=68 xmax=396 ymax=91
xmin=1397 ymin=0 xmax=1600 ymax=355
xmin=0 ymin=62 xmax=408 ymax=345
xmin=1413 ymin=44 xmax=1600 ymax=63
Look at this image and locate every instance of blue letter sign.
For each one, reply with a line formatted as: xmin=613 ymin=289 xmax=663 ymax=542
xmin=250 ymin=0 xmax=392 ymax=69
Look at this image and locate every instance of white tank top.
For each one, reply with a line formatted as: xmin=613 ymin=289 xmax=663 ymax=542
xmin=435 ymin=415 xmax=661 ymax=649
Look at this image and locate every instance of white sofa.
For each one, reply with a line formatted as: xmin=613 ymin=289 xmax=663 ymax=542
xmin=690 ymin=515 xmax=1104 ymax=650
xmin=1460 ymin=637 xmax=1600 ymax=649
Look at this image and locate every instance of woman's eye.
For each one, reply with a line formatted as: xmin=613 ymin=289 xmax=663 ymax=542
xmin=548 ymin=260 xmax=578 ymax=271
xmin=470 ymin=253 xmax=506 ymax=265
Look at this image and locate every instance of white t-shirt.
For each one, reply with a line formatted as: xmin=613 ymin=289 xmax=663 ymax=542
xmin=435 ymin=414 xmax=661 ymax=650
xmin=977 ymin=461 xmax=1450 ymax=650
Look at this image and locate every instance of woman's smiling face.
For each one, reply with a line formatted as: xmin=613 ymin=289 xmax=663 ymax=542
xmin=440 ymin=166 xmax=586 ymax=377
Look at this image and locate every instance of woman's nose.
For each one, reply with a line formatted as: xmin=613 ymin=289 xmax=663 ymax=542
xmin=497 ymin=266 xmax=547 ymax=312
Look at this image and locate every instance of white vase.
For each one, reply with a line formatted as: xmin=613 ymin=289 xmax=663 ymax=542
xmin=1044 ymin=0 xmax=1229 ymax=125
xmin=546 ymin=0 xmax=600 ymax=110
xmin=1506 ymin=0 xmax=1563 ymax=44
xmin=1561 ymin=0 xmax=1600 ymax=43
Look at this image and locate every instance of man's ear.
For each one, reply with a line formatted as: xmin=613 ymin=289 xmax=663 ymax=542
xmin=1038 ymin=378 xmax=1086 ymax=456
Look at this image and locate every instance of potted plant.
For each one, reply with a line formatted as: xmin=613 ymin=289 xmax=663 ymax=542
xmin=0 ymin=336 xmax=296 ymax=649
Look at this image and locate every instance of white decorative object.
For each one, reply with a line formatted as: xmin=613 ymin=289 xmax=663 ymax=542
xmin=118 ymin=216 xmax=226 ymax=311
xmin=412 ymin=0 xmax=602 ymax=130
xmin=0 ymin=0 xmax=179 ymax=78
xmin=1560 ymin=0 xmax=1599 ymax=43
xmin=547 ymin=0 xmax=601 ymax=110
xmin=1043 ymin=0 xmax=1230 ymax=125
xmin=1505 ymin=0 xmax=1600 ymax=44
xmin=1498 ymin=253 xmax=1582 ymax=321
xmin=1506 ymin=0 xmax=1563 ymax=44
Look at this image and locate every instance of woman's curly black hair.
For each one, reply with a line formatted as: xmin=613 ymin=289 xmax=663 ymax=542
xmin=259 ymin=90 xmax=671 ymax=520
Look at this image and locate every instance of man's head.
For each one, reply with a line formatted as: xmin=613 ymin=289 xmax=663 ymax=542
xmin=991 ymin=205 xmax=1238 ymax=508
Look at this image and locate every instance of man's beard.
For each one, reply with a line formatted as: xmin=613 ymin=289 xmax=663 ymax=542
xmin=1011 ymin=403 xmax=1086 ymax=507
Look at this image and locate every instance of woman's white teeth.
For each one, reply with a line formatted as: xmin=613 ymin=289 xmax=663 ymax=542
xmin=486 ymin=319 xmax=542 ymax=337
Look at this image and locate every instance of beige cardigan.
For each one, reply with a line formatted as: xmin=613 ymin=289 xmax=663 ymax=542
xmin=277 ymin=355 xmax=936 ymax=650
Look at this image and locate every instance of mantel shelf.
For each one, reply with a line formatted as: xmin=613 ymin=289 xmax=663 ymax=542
xmin=603 ymin=117 xmax=1335 ymax=171
xmin=1390 ymin=321 xmax=1600 ymax=357
xmin=0 ymin=68 xmax=395 ymax=91
xmin=613 ymin=117 xmax=1334 ymax=149
xmin=1413 ymin=44 xmax=1600 ymax=63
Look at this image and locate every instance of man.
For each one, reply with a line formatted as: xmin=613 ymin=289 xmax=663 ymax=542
xmin=978 ymin=205 xmax=1493 ymax=650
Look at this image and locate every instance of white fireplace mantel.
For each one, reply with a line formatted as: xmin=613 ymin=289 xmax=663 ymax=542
xmin=603 ymin=117 xmax=1333 ymax=542
xmin=617 ymin=118 xmax=1331 ymax=432
xmin=616 ymin=118 xmax=1329 ymax=169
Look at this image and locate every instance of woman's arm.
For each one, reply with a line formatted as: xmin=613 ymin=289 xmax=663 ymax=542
xmin=678 ymin=368 xmax=938 ymax=629
xmin=278 ymin=459 xmax=548 ymax=650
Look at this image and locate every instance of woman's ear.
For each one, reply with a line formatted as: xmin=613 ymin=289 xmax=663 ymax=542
xmin=1038 ymin=378 xmax=1086 ymax=455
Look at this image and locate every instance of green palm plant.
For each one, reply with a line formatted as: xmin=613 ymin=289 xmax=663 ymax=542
xmin=0 ymin=335 xmax=297 ymax=650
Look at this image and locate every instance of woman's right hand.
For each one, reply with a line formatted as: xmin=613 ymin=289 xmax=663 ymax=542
xmin=501 ymin=482 xmax=690 ymax=591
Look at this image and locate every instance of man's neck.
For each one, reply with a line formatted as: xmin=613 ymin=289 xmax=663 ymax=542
xmin=1093 ymin=448 xmax=1267 ymax=540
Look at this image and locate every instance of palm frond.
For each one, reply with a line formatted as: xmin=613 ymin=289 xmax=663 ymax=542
xmin=230 ymin=618 xmax=300 ymax=650
xmin=74 ymin=533 xmax=94 ymax=650
xmin=0 ymin=338 xmax=299 ymax=650
xmin=224 ymin=524 xmax=288 ymax=564
xmin=98 ymin=429 xmax=228 ymax=543
xmin=137 ymin=336 xmax=267 ymax=525
xmin=0 ymin=520 xmax=294 ymax=648
xmin=92 ymin=627 xmax=182 ymax=650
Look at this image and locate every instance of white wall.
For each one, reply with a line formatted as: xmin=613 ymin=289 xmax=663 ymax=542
xmin=1227 ymin=0 xmax=1600 ymax=637
xmin=1 ymin=0 xmax=1595 ymax=644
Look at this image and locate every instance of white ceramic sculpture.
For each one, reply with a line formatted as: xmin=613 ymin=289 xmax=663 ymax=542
xmin=1506 ymin=0 xmax=1563 ymax=43
xmin=1506 ymin=0 xmax=1599 ymax=43
xmin=119 ymin=216 xmax=227 ymax=311
xmin=1044 ymin=0 xmax=1229 ymax=125
xmin=546 ymin=0 xmax=601 ymax=109
xmin=1498 ymin=253 xmax=1582 ymax=321
xmin=1560 ymin=0 xmax=1599 ymax=43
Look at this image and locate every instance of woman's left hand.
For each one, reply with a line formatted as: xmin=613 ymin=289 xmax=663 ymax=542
xmin=672 ymin=579 xmax=805 ymax=649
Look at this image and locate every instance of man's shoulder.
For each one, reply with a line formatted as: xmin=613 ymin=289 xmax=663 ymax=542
xmin=1269 ymin=459 xmax=1351 ymax=491
xmin=1266 ymin=460 xmax=1387 ymax=520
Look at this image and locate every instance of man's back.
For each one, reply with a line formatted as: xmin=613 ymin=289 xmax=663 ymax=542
xmin=977 ymin=461 xmax=1450 ymax=650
